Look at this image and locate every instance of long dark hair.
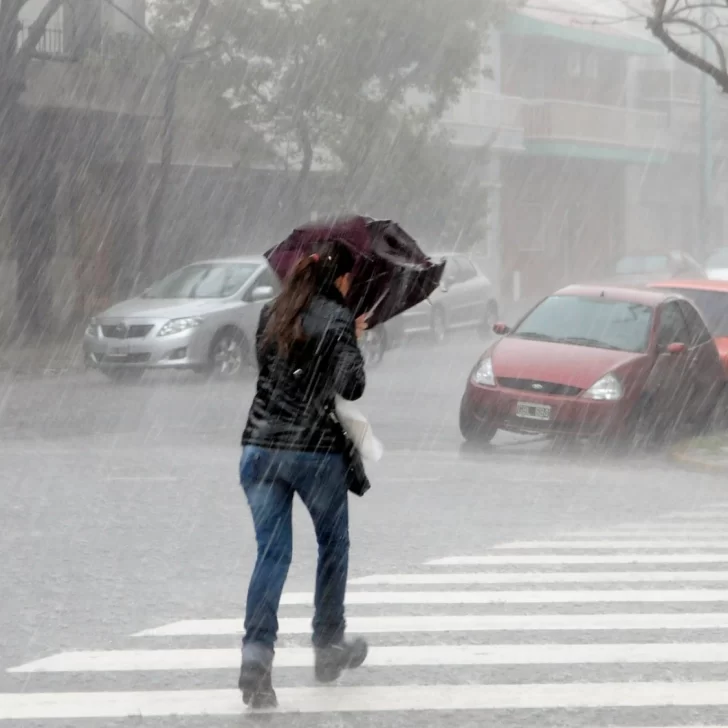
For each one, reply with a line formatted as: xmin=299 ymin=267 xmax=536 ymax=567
xmin=263 ymin=239 xmax=355 ymax=358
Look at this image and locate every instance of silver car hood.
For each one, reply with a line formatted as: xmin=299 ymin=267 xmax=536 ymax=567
xmin=97 ymin=297 xmax=234 ymax=320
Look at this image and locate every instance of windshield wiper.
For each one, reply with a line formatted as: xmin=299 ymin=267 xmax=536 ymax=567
xmin=558 ymin=336 xmax=622 ymax=351
xmin=513 ymin=332 xmax=557 ymax=342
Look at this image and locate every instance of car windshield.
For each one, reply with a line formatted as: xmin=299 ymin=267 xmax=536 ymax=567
xmin=705 ymin=249 xmax=728 ymax=269
xmin=142 ymin=262 xmax=259 ymax=299
xmin=660 ymin=288 xmax=728 ymax=337
xmin=512 ymin=295 xmax=654 ymax=353
xmin=615 ymin=255 xmax=670 ymax=275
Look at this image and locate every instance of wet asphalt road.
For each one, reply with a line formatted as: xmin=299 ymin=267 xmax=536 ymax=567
xmin=2 ymin=332 xmax=728 ymax=727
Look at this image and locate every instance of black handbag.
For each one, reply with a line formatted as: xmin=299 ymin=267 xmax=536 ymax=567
xmin=329 ymin=410 xmax=372 ymax=497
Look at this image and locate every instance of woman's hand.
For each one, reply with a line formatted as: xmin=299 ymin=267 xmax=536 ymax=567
xmin=355 ymin=314 xmax=369 ymax=340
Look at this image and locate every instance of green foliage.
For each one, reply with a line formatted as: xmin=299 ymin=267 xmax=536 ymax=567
xmin=152 ymin=0 xmax=505 ymax=245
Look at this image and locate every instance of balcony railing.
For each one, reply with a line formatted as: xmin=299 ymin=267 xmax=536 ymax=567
xmin=441 ymin=91 xmax=525 ymax=149
xmin=18 ymin=22 xmax=65 ymax=56
xmin=523 ymin=100 xmax=670 ymax=150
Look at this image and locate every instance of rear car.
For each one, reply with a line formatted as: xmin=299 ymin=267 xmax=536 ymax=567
xmin=648 ymin=280 xmax=728 ymax=375
xmin=390 ymin=253 xmax=499 ymax=345
xmin=83 ymin=256 xmax=280 ymax=380
xmin=704 ymin=248 xmax=728 ymax=281
xmin=459 ymin=284 xmax=726 ymax=444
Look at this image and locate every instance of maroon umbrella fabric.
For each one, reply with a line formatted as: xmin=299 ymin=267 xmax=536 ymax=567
xmin=263 ymin=216 xmax=446 ymax=328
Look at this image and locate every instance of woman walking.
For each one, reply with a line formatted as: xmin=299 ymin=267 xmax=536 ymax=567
xmin=238 ymin=239 xmax=369 ymax=708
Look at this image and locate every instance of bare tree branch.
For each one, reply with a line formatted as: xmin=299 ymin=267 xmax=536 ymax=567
xmin=647 ymin=2 xmax=728 ymax=92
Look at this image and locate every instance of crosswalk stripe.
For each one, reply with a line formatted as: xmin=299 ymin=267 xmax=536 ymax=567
xmin=493 ymin=541 xmax=728 ymax=549
xmin=276 ymin=589 xmax=728 ymax=605
xmin=134 ymin=612 xmax=728 ymax=637
xmin=5 ymin=682 xmax=728 ymax=718
xmin=555 ymin=530 xmax=728 ymax=538
xmin=426 ymin=554 xmax=728 ymax=565
xmin=349 ymin=571 xmax=728 ymax=585
xmin=14 ymin=642 xmax=728 ymax=673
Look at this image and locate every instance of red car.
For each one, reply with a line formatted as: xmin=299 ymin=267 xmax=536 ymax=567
xmin=459 ymin=284 xmax=726 ymax=444
xmin=647 ymin=279 xmax=728 ymax=374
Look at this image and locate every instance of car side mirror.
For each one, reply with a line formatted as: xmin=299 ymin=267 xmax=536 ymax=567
xmin=493 ymin=322 xmax=511 ymax=335
xmin=666 ymin=341 xmax=686 ymax=354
xmin=250 ymin=285 xmax=274 ymax=303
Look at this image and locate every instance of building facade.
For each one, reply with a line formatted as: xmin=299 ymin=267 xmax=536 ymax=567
xmin=440 ymin=0 xmax=728 ymax=310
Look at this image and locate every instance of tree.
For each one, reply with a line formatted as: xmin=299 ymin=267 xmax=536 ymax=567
xmin=0 ymin=0 xmax=76 ymax=339
xmin=159 ymin=0 xmax=503 ymax=243
xmin=646 ymin=0 xmax=728 ymax=93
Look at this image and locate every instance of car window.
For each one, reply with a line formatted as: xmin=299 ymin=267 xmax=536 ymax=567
xmin=511 ymin=295 xmax=654 ymax=353
xmin=245 ymin=266 xmax=280 ymax=300
xmin=677 ymin=300 xmax=713 ymax=346
xmin=660 ymin=288 xmax=728 ymax=337
xmin=443 ymin=257 xmax=461 ymax=284
xmin=705 ymin=248 xmax=728 ymax=269
xmin=455 ymin=257 xmax=478 ymax=283
xmin=142 ymin=262 xmax=259 ymax=299
xmin=657 ymin=301 xmax=691 ymax=348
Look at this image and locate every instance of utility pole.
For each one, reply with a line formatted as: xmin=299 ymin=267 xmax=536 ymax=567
xmin=698 ymin=3 xmax=712 ymax=259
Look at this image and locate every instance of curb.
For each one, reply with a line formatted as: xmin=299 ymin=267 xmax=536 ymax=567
xmin=669 ymin=440 xmax=728 ymax=474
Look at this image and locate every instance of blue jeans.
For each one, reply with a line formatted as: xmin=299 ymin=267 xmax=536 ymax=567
xmin=239 ymin=445 xmax=350 ymax=659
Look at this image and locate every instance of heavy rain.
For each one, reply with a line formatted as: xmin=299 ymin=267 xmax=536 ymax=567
xmin=3 ymin=0 xmax=728 ymax=725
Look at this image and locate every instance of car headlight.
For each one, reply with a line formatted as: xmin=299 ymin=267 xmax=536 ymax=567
xmin=85 ymin=319 xmax=98 ymax=337
xmin=472 ymin=356 xmax=496 ymax=387
xmin=157 ymin=317 xmax=203 ymax=337
xmin=583 ymin=373 xmax=622 ymax=401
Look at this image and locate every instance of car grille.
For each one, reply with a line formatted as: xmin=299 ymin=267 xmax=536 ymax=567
xmin=101 ymin=324 xmax=154 ymax=339
xmin=95 ymin=353 xmax=151 ymax=364
xmin=498 ymin=377 xmax=583 ymax=397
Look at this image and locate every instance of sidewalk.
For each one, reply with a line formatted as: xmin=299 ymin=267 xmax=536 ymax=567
xmin=670 ymin=434 xmax=728 ymax=473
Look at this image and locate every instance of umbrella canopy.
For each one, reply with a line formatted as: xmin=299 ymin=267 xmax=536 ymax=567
xmin=263 ymin=216 xmax=446 ymax=328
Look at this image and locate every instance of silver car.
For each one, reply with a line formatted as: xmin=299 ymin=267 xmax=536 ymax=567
xmin=389 ymin=252 xmax=499 ymax=345
xmin=83 ymin=255 xmax=280 ymax=380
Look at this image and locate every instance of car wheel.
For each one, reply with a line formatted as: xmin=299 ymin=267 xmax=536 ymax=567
xmin=361 ymin=327 xmax=386 ymax=368
xmin=478 ymin=301 xmax=499 ymax=340
xmin=459 ymin=397 xmax=498 ymax=445
xmin=622 ymin=396 xmax=667 ymax=451
xmin=431 ymin=307 xmax=447 ymax=345
xmin=208 ymin=328 xmax=250 ymax=379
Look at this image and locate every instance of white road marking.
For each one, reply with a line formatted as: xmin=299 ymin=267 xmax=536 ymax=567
xmin=493 ymin=541 xmax=728 ymax=549
xmin=349 ymin=571 xmax=728 ymax=585
xmin=134 ymin=612 xmax=728 ymax=637
xmin=14 ymin=643 xmax=728 ymax=673
xmin=426 ymin=554 xmax=728 ymax=565
xmin=5 ymin=682 xmax=728 ymax=718
xmin=275 ymin=589 xmax=728 ymax=605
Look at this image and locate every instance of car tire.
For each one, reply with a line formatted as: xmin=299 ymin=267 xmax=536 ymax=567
xmin=478 ymin=301 xmax=499 ymax=340
xmin=205 ymin=327 xmax=252 ymax=380
xmin=459 ymin=397 xmax=498 ymax=445
xmin=622 ymin=396 xmax=666 ymax=451
xmin=430 ymin=306 xmax=447 ymax=345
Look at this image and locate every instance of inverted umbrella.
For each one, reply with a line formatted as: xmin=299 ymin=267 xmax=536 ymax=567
xmin=263 ymin=215 xmax=446 ymax=328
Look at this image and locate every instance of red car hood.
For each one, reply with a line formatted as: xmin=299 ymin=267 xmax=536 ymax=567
xmin=492 ymin=337 xmax=644 ymax=390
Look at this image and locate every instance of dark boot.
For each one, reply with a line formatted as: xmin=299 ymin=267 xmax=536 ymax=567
xmin=314 ymin=637 xmax=368 ymax=683
xmin=238 ymin=661 xmax=277 ymax=709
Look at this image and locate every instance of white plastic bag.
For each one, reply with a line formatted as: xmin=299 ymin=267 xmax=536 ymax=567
xmin=334 ymin=395 xmax=384 ymax=462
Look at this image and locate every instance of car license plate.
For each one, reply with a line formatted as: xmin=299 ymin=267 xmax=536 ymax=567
xmin=108 ymin=345 xmax=129 ymax=357
xmin=516 ymin=402 xmax=551 ymax=421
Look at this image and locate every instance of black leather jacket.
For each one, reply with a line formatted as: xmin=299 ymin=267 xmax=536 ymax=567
xmin=241 ymin=286 xmax=366 ymax=453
